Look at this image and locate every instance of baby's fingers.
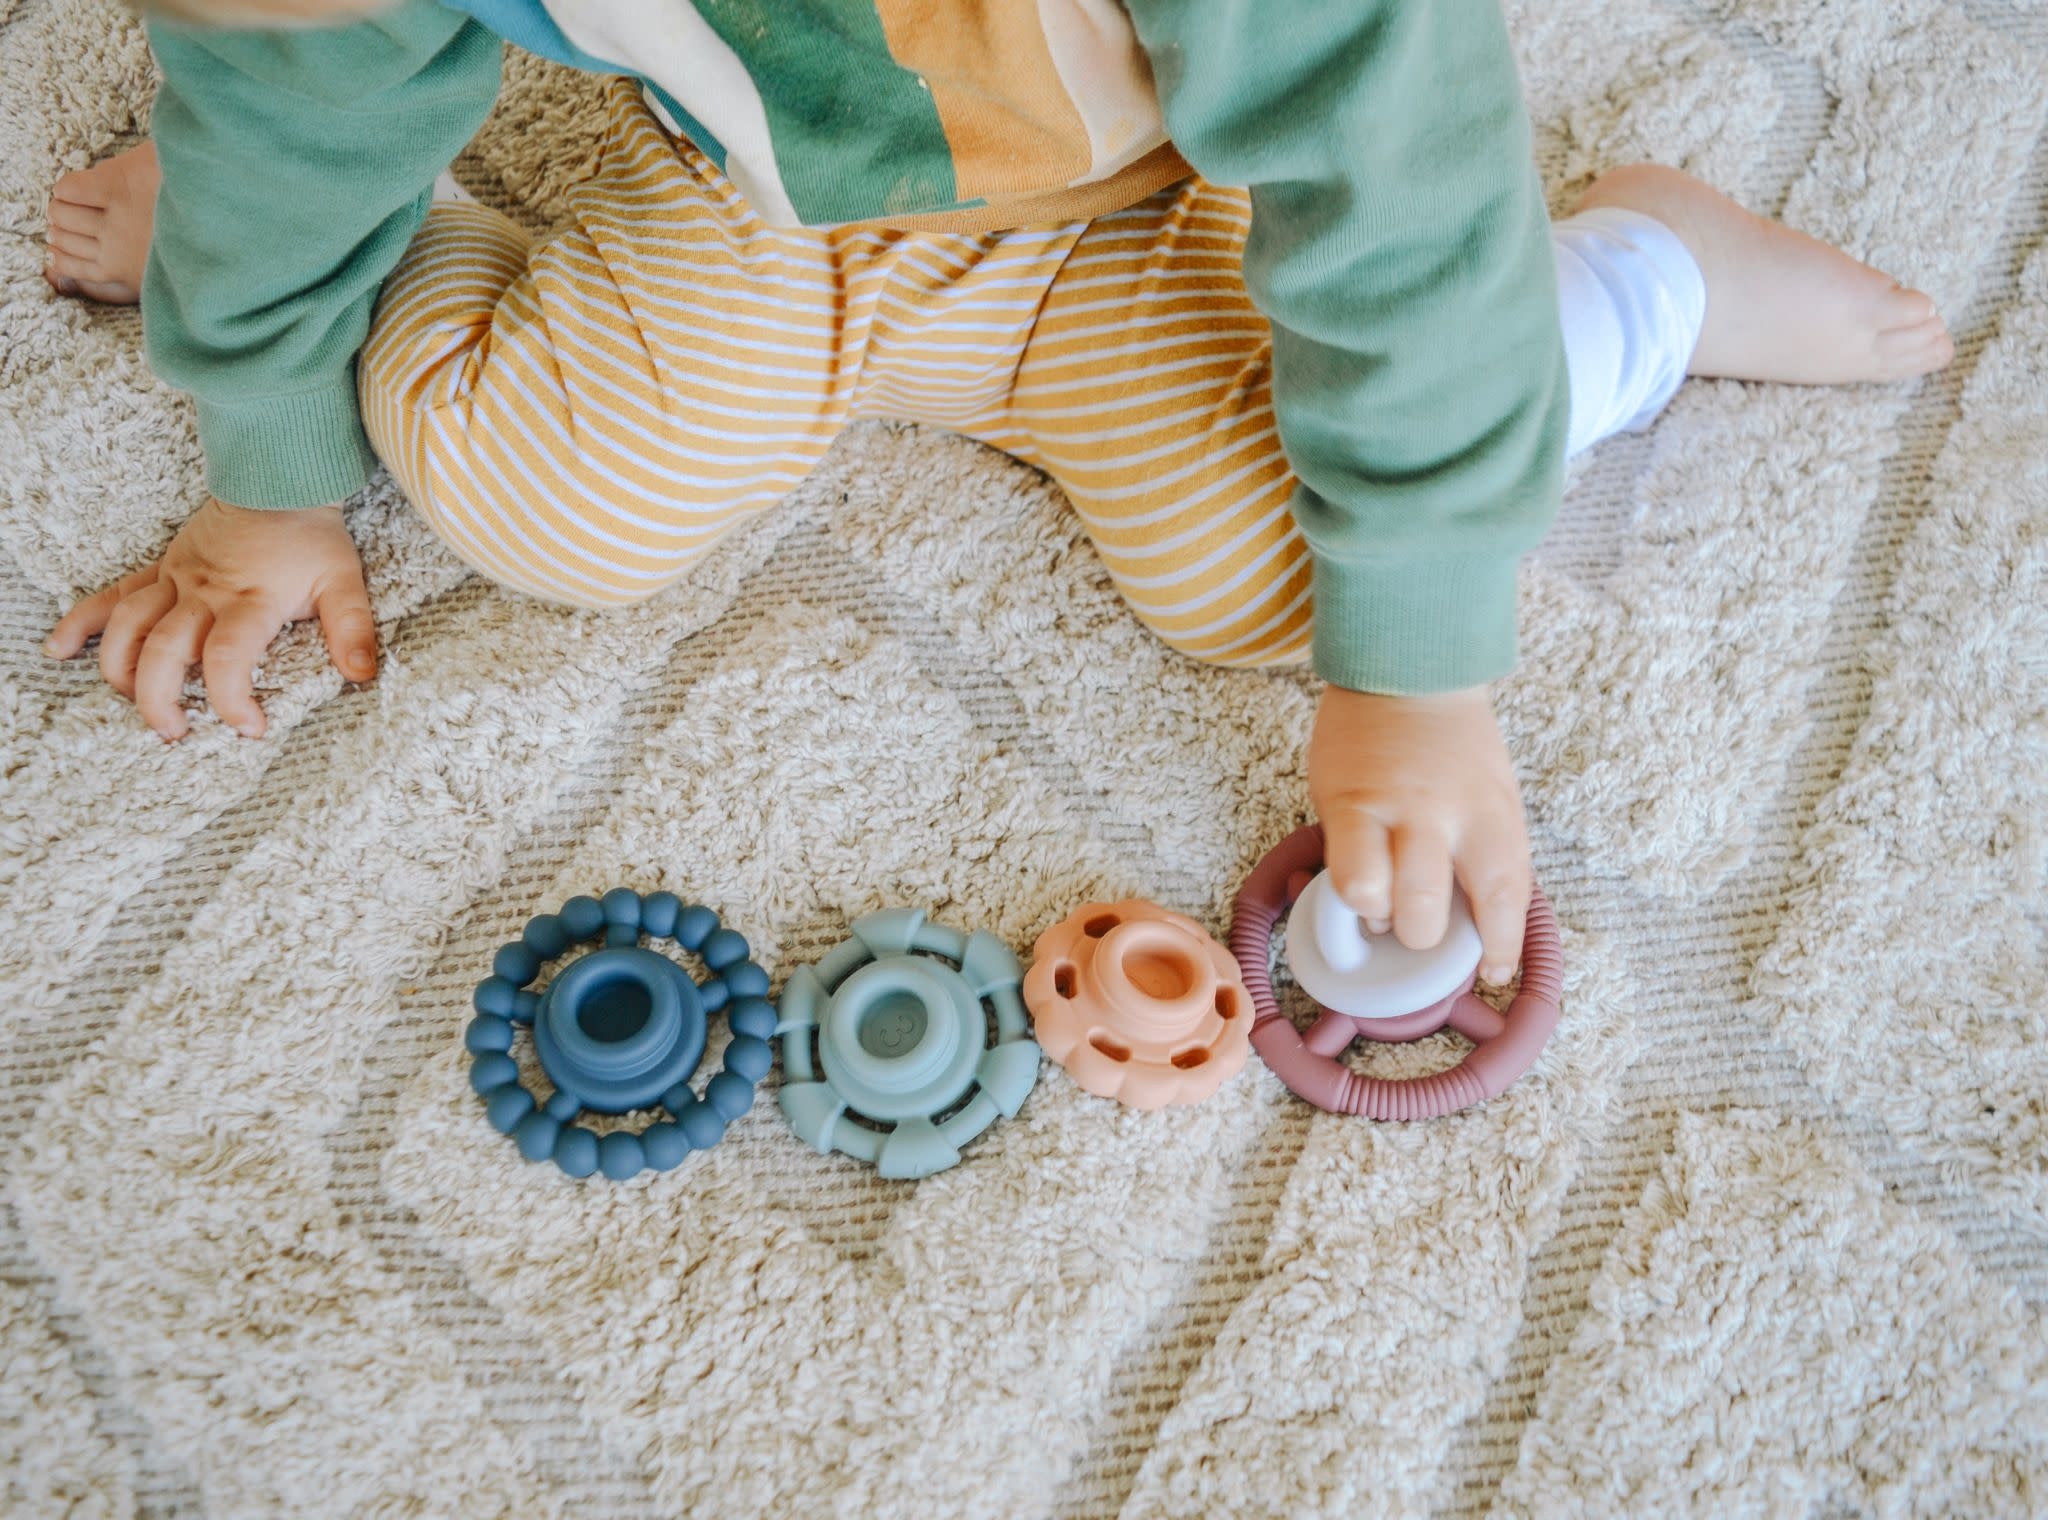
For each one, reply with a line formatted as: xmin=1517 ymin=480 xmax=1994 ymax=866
xmin=315 ymin=569 xmax=378 ymax=684
xmin=1390 ymin=824 xmax=1454 ymax=951
xmin=97 ymin=579 xmax=177 ymax=700
xmin=1323 ymin=805 xmax=1393 ymax=933
xmin=45 ymin=563 xmax=159 ymax=658
xmin=203 ymin=602 xmax=284 ymax=739
xmin=134 ymin=599 xmax=212 ymax=740
xmin=1459 ymin=827 xmax=1531 ymax=984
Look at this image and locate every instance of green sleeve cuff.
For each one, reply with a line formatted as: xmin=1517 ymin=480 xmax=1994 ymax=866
xmin=1311 ymin=549 xmax=1521 ymax=695
xmin=196 ymin=377 xmax=377 ymax=509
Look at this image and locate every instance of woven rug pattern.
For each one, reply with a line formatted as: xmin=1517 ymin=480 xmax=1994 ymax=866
xmin=2 ymin=0 xmax=2045 ymax=1514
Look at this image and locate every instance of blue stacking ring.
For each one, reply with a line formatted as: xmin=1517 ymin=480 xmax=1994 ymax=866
xmin=776 ymin=907 xmax=1041 ymax=1179
xmin=466 ymin=889 xmax=776 ymax=1180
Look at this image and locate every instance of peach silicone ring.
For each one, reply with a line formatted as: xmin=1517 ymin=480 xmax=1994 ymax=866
xmin=1231 ymin=826 xmax=1563 ymax=1119
xmin=1023 ymin=901 xmax=1252 ymax=1109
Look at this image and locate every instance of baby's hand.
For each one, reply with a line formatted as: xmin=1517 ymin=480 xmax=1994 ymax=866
xmin=1308 ymin=684 xmax=1532 ymax=982
xmin=45 ymin=495 xmax=376 ymax=741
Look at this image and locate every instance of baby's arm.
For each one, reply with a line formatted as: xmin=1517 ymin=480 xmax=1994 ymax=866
xmin=1123 ymin=0 xmax=1566 ymax=973
xmin=48 ymin=2 xmax=499 ymax=738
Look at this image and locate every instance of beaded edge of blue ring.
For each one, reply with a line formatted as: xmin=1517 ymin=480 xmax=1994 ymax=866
xmin=466 ymin=889 xmax=776 ymax=1180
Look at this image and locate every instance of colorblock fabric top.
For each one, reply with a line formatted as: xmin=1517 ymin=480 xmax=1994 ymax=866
xmin=140 ymin=0 xmax=1571 ymax=693
xmin=449 ymin=0 xmax=1191 ymax=228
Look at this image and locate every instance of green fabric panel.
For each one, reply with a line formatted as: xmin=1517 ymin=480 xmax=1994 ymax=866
xmin=690 ymin=0 xmax=958 ymax=222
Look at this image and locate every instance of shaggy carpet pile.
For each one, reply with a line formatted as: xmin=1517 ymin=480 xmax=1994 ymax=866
xmin=2 ymin=0 xmax=2044 ymax=1514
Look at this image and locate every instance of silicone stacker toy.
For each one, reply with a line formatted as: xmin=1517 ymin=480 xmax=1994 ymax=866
xmin=468 ymin=889 xmax=776 ymax=1179
xmin=1024 ymin=901 xmax=1251 ymax=1109
xmin=777 ymin=908 xmax=1041 ymax=1179
xmin=1231 ymin=825 xmax=1563 ymax=1118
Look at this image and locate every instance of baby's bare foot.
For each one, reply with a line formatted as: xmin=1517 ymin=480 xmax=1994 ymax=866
xmin=45 ymin=140 xmax=160 ymax=305
xmin=1579 ymin=163 xmax=1954 ymax=386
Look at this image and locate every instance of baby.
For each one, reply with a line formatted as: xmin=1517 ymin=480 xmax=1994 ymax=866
xmin=43 ymin=0 xmax=1950 ymax=980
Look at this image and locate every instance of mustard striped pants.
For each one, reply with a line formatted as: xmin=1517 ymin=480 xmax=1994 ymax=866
xmin=360 ymin=82 xmax=1306 ymax=666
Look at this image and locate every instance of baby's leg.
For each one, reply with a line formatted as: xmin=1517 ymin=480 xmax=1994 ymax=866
xmin=360 ymin=83 xmax=887 ymax=607
xmin=985 ymin=178 xmax=1309 ymax=666
xmin=993 ymin=164 xmax=1952 ymax=670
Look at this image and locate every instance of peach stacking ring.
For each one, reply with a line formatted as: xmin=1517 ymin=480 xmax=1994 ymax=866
xmin=1230 ymin=825 xmax=1563 ymax=1118
xmin=1024 ymin=900 xmax=1251 ymax=1109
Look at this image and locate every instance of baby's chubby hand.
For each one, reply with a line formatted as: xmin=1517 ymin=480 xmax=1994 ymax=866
xmin=45 ymin=496 xmax=377 ymax=741
xmin=1308 ymin=684 xmax=1532 ymax=982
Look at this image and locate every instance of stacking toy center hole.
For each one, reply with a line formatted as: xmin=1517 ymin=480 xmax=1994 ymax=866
xmin=577 ymin=976 xmax=654 ymax=1044
xmin=1123 ymin=948 xmax=1196 ymax=1002
xmin=858 ymin=990 xmax=931 ymax=1058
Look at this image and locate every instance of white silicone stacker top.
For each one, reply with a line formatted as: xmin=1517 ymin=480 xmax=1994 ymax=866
xmin=1284 ymin=870 xmax=1484 ymax=1022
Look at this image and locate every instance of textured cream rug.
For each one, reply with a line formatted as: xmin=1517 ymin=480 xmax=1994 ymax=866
xmin=3 ymin=1 xmax=2046 ymax=1515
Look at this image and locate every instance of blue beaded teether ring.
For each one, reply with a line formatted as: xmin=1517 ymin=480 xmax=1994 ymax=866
xmin=466 ymin=888 xmax=775 ymax=1179
xmin=777 ymin=908 xmax=1041 ymax=1179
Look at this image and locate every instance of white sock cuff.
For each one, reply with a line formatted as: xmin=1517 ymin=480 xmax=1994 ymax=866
xmin=1551 ymin=204 xmax=1708 ymax=455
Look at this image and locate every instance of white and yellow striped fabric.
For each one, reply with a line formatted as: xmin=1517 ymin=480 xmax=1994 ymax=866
xmin=360 ymin=81 xmax=1309 ymax=667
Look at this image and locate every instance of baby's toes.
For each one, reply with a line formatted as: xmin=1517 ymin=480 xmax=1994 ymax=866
xmin=44 ymin=244 xmax=132 ymax=304
xmin=46 ymin=201 xmax=103 ymax=288
xmin=44 ymin=249 xmax=85 ymax=296
xmin=48 ymin=197 xmax=106 ymax=237
xmin=47 ymin=268 xmax=141 ymax=303
xmin=1875 ymin=315 xmax=1955 ymax=378
xmin=46 ymin=224 xmax=101 ymax=266
xmin=44 ymin=233 xmax=101 ymax=294
xmin=1873 ymin=282 xmax=1940 ymax=333
xmin=50 ymin=163 xmax=112 ymax=210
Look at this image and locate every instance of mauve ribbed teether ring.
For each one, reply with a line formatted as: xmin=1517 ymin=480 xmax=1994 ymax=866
xmin=1230 ymin=825 xmax=1563 ymax=1118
